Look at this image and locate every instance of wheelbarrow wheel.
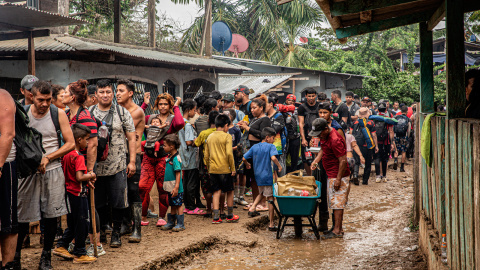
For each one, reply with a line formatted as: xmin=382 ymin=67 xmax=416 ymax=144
xmin=294 ymin=217 xmax=303 ymax=238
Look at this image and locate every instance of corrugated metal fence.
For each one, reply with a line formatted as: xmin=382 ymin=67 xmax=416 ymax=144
xmin=418 ymin=115 xmax=480 ymax=269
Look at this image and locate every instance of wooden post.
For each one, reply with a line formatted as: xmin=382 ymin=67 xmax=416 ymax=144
xmin=419 ymin=22 xmax=434 ymax=114
xmin=147 ymin=0 xmax=156 ymax=47
xmin=114 ymin=0 xmax=121 ymax=43
xmin=27 ymin=31 xmax=35 ymax=75
xmin=205 ymin=0 xmax=212 ymax=57
xmin=292 ymin=80 xmax=296 ymax=95
xmin=445 ymin=0 xmax=465 ymax=119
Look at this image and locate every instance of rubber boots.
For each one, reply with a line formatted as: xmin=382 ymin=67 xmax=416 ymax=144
xmin=110 ymin=221 xmax=122 ymax=248
xmin=128 ymin=202 xmax=142 ymax=243
xmin=161 ymin=214 xmax=176 ymax=231
xmin=317 ymin=211 xmax=329 ymax=232
xmin=38 ymin=250 xmax=53 ymax=270
xmin=172 ymin=214 xmax=185 ymax=232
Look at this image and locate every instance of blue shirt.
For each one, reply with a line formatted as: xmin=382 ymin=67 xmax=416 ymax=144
xmin=243 ymin=142 xmax=278 ymax=186
xmin=178 ymin=118 xmax=198 ymax=170
xmin=228 ymin=126 xmax=242 ymax=147
xmin=164 ymin=154 xmax=183 ymax=193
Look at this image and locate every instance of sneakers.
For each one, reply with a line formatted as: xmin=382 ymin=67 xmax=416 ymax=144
xmin=245 ymin=191 xmax=252 ymax=197
xmin=212 ymin=218 xmax=223 ymax=224
xmin=400 ymin=168 xmax=406 ymax=172
xmin=141 ymin=221 xmax=150 ymax=226
xmin=73 ymin=255 xmax=97 ymax=264
xmin=68 ymin=242 xmax=75 ymax=253
xmin=238 ymin=197 xmax=249 ymax=206
xmin=52 ymin=247 xmax=74 ymax=260
xmin=383 ymin=177 xmax=388 ymax=183
xmin=156 ymin=218 xmax=167 ymax=227
xmin=147 ymin=209 xmax=159 ymax=218
xmin=226 ymin=215 xmax=240 ymax=223
xmin=375 ymin=176 xmax=382 ymax=183
xmin=233 ymin=197 xmax=239 ymax=204
xmin=86 ymin=244 xmax=106 ymax=257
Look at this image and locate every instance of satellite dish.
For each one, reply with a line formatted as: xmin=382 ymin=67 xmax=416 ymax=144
xmin=212 ymin=21 xmax=232 ymax=56
xmin=299 ymin=37 xmax=308 ymax=44
xmin=228 ymin=34 xmax=249 ymax=58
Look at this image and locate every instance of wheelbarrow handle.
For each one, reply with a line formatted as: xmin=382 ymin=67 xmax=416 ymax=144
xmin=268 ymin=200 xmax=281 ymax=216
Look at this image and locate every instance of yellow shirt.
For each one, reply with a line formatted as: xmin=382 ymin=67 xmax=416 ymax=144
xmin=194 ymin=127 xmax=216 ymax=151
xmin=204 ymin=131 xmax=236 ymax=174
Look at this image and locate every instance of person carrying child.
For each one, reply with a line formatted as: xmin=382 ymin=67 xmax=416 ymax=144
xmin=53 ymin=124 xmax=97 ymax=263
xmin=204 ymin=114 xmax=240 ymax=224
xmin=243 ymin=127 xmax=282 ymax=231
xmin=160 ymin=134 xmax=186 ymax=231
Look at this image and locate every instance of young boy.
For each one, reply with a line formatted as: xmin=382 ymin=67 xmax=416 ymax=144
xmin=53 ymin=124 xmax=97 ymax=263
xmin=161 ymin=134 xmax=186 ymax=232
xmin=243 ymin=127 xmax=282 ymax=231
xmin=204 ymin=114 xmax=239 ymax=224
xmin=223 ymin=109 xmax=243 ymax=206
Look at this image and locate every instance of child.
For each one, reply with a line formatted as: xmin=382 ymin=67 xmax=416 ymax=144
xmin=161 ymin=134 xmax=186 ymax=231
xmin=53 ymin=124 xmax=97 ymax=263
xmin=142 ymin=116 xmax=167 ymax=157
xmin=345 ymin=133 xmax=365 ymax=186
xmin=204 ymin=114 xmax=239 ymax=224
xmin=223 ymin=109 xmax=243 ymax=207
xmin=243 ymin=127 xmax=282 ymax=231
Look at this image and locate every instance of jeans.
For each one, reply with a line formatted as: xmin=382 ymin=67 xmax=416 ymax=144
xmin=286 ymin=137 xmax=301 ymax=173
xmin=374 ymin=143 xmax=391 ymax=177
xmin=354 ymin=146 xmax=374 ymax=184
xmin=58 ymin=193 xmax=89 ymax=256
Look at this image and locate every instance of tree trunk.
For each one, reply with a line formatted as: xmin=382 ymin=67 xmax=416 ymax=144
xmin=200 ymin=0 xmax=212 ymax=56
xmin=148 ymin=0 xmax=156 ymax=47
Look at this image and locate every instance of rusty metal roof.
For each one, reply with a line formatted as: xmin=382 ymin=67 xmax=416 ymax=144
xmin=0 ymin=3 xmax=86 ymax=32
xmin=0 ymin=36 xmax=74 ymax=51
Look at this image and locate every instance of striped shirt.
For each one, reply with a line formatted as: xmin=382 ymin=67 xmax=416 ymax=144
xmin=67 ymin=108 xmax=98 ymax=137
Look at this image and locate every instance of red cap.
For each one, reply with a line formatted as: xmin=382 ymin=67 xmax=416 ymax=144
xmin=286 ymin=94 xmax=296 ymax=101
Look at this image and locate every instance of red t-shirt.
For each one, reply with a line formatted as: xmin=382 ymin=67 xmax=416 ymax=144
xmin=395 ymin=107 xmax=413 ymax=118
xmin=320 ymin=128 xmax=350 ymax=179
xmin=62 ymin=150 xmax=87 ymax=196
xmin=67 ymin=108 xmax=98 ymax=138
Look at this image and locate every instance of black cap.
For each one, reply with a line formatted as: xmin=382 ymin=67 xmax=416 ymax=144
xmin=318 ymin=102 xmax=332 ymax=112
xmin=308 ymin=118 xmax=328 ymax=137
xmin=234 ymin=85 xmax=250 ymax=95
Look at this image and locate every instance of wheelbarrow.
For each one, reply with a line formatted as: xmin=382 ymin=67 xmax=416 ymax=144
xmin=269 ymin=180 xmax=321 ymax=240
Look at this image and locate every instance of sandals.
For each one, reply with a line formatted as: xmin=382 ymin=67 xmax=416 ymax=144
xmin=248 ymin=211 xmax=261 ymax=218
xmin=268 ymin=226 xmax=278 ymax=231
xmin=186 ymin=208 xmax=206 ymax=215
xmin=256 ymin=205 xmax=269 ymax=212
xmin=243 ymin=203 xmax=253 ymax=210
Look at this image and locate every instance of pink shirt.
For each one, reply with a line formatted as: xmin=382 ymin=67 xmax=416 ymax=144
xmin=345 ymin=134 xmax=355 ymax=152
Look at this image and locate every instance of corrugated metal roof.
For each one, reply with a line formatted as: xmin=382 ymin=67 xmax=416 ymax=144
xmin=0 ymin=3 xmax=87 ymax=31
xmin=218 ymin=74 xmax=293 ymax=97
xmin=0 ymin=36 xmax=74 ymax=51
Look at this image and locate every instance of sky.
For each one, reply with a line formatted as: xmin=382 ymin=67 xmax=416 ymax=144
xmin=157 ymin=1 xmax=202 ymax=29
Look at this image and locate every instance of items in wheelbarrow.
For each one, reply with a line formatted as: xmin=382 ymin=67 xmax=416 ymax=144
xmin=277 ymin=170 xmax=317 ymax=196
xmin=285 ymin=188 xmax=312 ymax=196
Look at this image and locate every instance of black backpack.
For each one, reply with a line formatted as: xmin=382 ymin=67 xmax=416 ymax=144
xmin=300 ymin=103 xmax=318 ymax=135
xmin=144 ymin=115 xmax=174 ymax=158
xmin=352 ymin=122 xmax=366 ymax=147
xmin=374 ymin=120 xmax=388 ymax=142
xmin=394 ymin=114 xmax=409 ymax=137
xmin=284 ymin=112 xmax=299 ymax=140
xmin=14 ymin=101 xmax=45 ymax=179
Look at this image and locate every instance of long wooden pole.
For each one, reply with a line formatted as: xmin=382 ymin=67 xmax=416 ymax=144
xmin=114 ymin=0 xmax=121 ymax=43
xmin=27 ymin=31 xmax=35 ymax=75
xmin=147 ymin=0 xmax=156 ymax=47
xmin=419 ymin=22 xmax=434 ymax=114
xmin=205 ymin=0 xmax=212 ymax=57
xmin=90 ymin=187 xmax=98 ymax=257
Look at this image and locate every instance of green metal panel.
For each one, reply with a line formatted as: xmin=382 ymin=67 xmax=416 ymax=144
xmin=458 ymin=121 xmax=465 ymax=269
xmin=420 ymin=115 xmax=429 ymax=216
xmin=445 ymin=0 xmax=466 ymax=118
xmin=437 ymin=117 xmax=446 ymax=235
xmin=445 ymin=119 xmax=452 ymax=268
xmin=420 ymin=22 xmax=434 ymax=114
xmin=430 ymin=118 xmax=438 ymax=228
xmin=449 ymin=119 xmax=459 ymax=269
xmin=464 ymin=122 xmax=474 ymax=270
xmin=330 ymin=0 xmax=417 ymax=16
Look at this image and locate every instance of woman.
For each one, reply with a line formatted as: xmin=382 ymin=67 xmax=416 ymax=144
xmin=62 ymin=79 xmax=103 ymax=256
xmin=139 ymin=93 xmax=184 ymax=226
xmin=52 ymin=84 xmax=67 ymax=110
xmin=237 ymin=95 xmax=272 ymax=212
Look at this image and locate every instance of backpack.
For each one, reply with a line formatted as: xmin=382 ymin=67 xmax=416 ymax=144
xmin=144 ymin=115 xmax=174 ymax=158
xmin=15 ymin=101 xmax=45 ymax=179
xmin=284 ymin=112 xmax=299 ymax=140
xmin=374 ymin=120 xmax=388 ymax=142
xmin=394 ymin=114 xmax=409 ymax=137
xmin=26 ymin=104 xmax=63 ymax=147
xmin=352 ymin=122 xmax=366 ymax=148
xmin=334 ymin=101 xmax=350 ymax=127
xmin=274 ymin=112 xmax=288 ymax=152
xmin=300 ymin=103 xmax=318 ymax=135
xmin=352 ymin=119 xmax=375 ymax=149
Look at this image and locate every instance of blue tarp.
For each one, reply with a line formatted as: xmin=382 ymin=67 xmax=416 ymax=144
xmin=402 ymin=53 xmax=480 ymax=65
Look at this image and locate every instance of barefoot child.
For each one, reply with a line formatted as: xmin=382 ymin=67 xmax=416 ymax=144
xmin=53 ymin=124 xmax=97 ymax=263
xmin=205 ymin=114 xmax=239 ymax=224
xmin=243 ymin=127 xmax=282 ymax=231
xmin=161 ymin=134 xmax=185 ymax=231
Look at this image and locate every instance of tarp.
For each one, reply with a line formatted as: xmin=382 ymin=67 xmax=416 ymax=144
xmin=403 ymin=52 xmax=480 ymax=66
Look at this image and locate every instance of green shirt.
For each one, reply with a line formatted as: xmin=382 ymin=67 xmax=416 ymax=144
xmin=163 ymin=154 xmax=183 ymax=194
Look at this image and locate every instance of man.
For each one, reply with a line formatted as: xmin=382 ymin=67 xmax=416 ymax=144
xmin=90 ymin=79 xmax=136 ymax=248
xmin=393 ymin=106 xmax=411 ymax=172
xmin=223 ymin=93 xmax=245 ymax=124
xmin=331 ymin=90 xmax=349 ymax=126
xmin=309 ymin=118 xmax=350 ymax=239
xmin=234 ymin=85 xmax=253 ymax=120
xmin=351 ymin=107 xmax=378 ymax=185
xmin=19 ymin=75 xmax=38 ymax=106
xmin=379 ymin=99 xmax=394 ymax=117
xmin=318 ymin=92 xmax=328 ymax=103
xmin=84 ymin=85 xmax=98 ymax=107
xmin=209 ymin=90 xmax=223 ymax=112
xmin=345 ymin=91 xmax=360 ymax=124
xmin=357 ymin=96 xmax=376 ymax=116
xmin=283 ymin=94 xmax=301 ymax=172
xmin=298 ymin=88 xmax=319 ymax=175
xmin=116 ymin=79 xmax=145 ymax=243
xmin=16 ymin=81 xmax=75 ymax=270
xmin=373 ymin=103 xmax=395 ymax=183
xmin=392 ymin=102 xmax=401 ymax=115
xmin=0 ymin=89 xmax=17 ymax=270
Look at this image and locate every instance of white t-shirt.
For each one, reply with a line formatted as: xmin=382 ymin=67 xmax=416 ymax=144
xmin=345 ymin=134 xmax=356 ymax=153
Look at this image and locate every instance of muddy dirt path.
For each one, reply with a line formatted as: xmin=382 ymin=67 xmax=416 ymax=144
xmin=19 ymin=161 xmax=425 ymax=269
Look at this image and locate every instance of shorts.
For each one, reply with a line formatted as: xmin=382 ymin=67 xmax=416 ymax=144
xmin=95 ymin=170 xmax=129 ymax=209
xmin=347 ymin=157 xmax=355 ymax=172
xmin=395 ymin=136 xmax=408 ymax=153
xmin=0 ymin=161 xmax=18 ymax=234
xmin=327 ymin=177 xmax=350 ymax=210
xmin=168 ymin=192 xmax=184 ymax=206
xmin=210 ymin=174 xmax=235 ymax=193
xmin=258 ymin=185 xmax=273 ymax=197
xmin=17 ymin=167 xmax=69 ymax=223
xmin=200 ymin=164 xmax=213 ymax=195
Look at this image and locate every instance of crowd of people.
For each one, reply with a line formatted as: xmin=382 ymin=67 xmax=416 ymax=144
xmin=0 ymin=74 xmax=418 ymax=270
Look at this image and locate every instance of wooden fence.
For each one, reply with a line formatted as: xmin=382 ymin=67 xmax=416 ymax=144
xmin=418 ymin=114 xmax=480 ymax=269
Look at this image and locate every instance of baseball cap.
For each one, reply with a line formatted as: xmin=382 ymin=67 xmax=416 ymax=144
xmin=378 ymin=102 xmax=387 ymax=110
xmin=308 ymin=118 xmax=329 ymax=137
xmin=233 ymin=85 xmax=250 ymax=95
xmin=361 ymin=96 xmax=371 ymax=102
xmin=222 ymin=93 xmax=235 ymax=102
xmin=21 ymin=75 xmax=39 ymax=90
xmin=286 ymin=94 xmax=296 ymax=101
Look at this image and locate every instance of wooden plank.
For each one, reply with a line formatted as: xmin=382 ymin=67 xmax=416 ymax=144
xmin=427 ymin=1 xmax=445 ymax=31
xmin=458 ymin=121 xmax=465 ymax=270
xmin=473 ymin=123 xmax=480 ymax=270
xmin=420 ymin=115 xmax=429 ymax=216
xmin=27 ymin=31 xmax=35 ymax=76
xmin=336 ymin=10 xmax=434 ymax=39
xmin=445 ymin=119 xmax=452 ymax=268
xmin=114 ymin=0 xmax=121 ymax=43
xmin=438 ymin=117 xmax=446 ymax=235
xmin=445 ymin=0 xmax=466 ymax=119
xmin=464 ymin=122 xmax=474 ymax=270
xmin=414 ymin=109 xmax=421 ymax=224
xmin=288 ymin=77 xmax=309 ymax=81
xmin=449 ymin=119 xmax=459 ymax=269
xmin=420 ymin=22 xmax=434 ymax=114
xmin=0 ymin=29 xmax=50 ymax=41
xmin=330 ymin=0 xmax=418 ymax=16
xmin=431 ymin=118 xmax=438 ymax=227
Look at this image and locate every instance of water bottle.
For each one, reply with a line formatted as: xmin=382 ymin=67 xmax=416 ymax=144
xmin=286 ymin=115 xmax=292 ymax=124
xmin=305 ymin=151 xmax=312 ymax=160
xmin=285 ymin=188 xmax=310 ymax=196
xmin=441 ymin=234 xmax=447 ymax=263
xmin=98 ymin=121 xmax=108 ymax=139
